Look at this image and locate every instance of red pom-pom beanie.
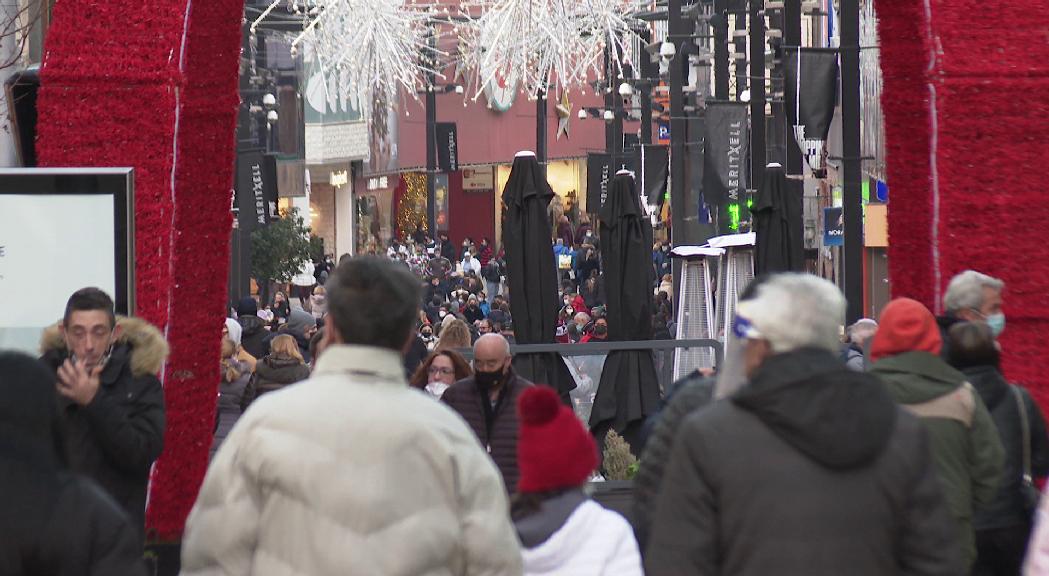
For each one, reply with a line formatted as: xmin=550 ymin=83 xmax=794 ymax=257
xmin=516 ymin=385 xmax=598 ymax=494
xmin=870 ymin=297 xmax=943 ymax=362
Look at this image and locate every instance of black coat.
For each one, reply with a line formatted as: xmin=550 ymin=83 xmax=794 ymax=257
xmin=40 ymin=332 xmax=166 ymax=536
xmin=238 ymin=314 xmax=272 ymax=360
xmin=2 ymin=351 xmax=147 ymax=576
xmin=442 ymin=372 xmax=532 ymax=491
xmin=1 ymin=444 xmax=147 ymax=576
xmin=645 ymin=349 xmax=964 ymax=575
xmin=963 ymin=365 xmax=1049 ymax=530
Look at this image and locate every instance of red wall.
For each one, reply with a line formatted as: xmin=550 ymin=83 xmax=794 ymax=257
xmin=446 ymin=170 xmax=495 ymax=250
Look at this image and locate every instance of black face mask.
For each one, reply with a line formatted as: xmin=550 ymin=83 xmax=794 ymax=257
xmin=475 ymin=367 xmax=505 ymax=389
xmin=594 ymin=325 xmax=608 ymax=336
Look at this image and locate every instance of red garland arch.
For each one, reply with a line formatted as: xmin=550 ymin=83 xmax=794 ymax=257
xmin=876 ymin=0 xmax=1049 ymax=413
xmin=37 ymin=0 xmax=244 ymax=538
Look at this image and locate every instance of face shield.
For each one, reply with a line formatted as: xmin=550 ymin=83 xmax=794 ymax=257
xmin=714 ymin=309 xmax=762 ymax=399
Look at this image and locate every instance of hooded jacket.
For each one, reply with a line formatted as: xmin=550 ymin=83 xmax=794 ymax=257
xmin=238 ymin=314 xmax=272 ymax=360
xmin=181 ymin=345 xmax=522 ymax=576
xmin=39 ymin=317 xmax=168 ymax=535
xmin=962 ymin=365 xmax=1049 ymax=530
xmin=516 ymin=491 xmax=641 ymax=576
xmin=870 ymin=351 xmax=1005 ymax=562
xmin=242 ymin=355 xmax=311 ymax=409
xmin=1 ymin=351 xmax=147 ymax=576
xmin=645 ymin=348 xmax=964 ymax=576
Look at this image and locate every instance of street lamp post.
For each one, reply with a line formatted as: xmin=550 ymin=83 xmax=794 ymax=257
xmin=840 ymin=0 xmax=863 ymax=323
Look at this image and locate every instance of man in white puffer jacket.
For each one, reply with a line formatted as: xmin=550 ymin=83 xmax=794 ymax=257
xmin=181 ymin=256 xmax=523 ymax=576
xmin=511 ymin=386 xmax=642 ymax=576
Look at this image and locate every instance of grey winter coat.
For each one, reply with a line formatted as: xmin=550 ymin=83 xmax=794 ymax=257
xmin=645 ymin=349 xmax=964 ymax=576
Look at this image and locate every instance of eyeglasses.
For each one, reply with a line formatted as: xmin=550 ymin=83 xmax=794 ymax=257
xmin=428 ymin=367 xmax=455 ymax=376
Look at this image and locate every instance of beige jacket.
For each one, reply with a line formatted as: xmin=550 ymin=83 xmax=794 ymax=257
xmin=180 ymin=345 xmax=522 ymax=576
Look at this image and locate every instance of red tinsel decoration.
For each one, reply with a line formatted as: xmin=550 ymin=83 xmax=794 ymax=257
xmin=876 ymin=0 xmax=1049 ymax=413
xmin=37 ymin=0 xmax=243 ymax=539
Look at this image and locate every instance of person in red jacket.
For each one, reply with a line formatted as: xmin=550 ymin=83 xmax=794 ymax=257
xmin=581 ymin=318 xmax=608 ymax=343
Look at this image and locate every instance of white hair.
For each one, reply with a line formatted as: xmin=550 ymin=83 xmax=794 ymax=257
xmin=943 ymin=270 xmax=1004 ymax=314
xmin=848 ymin=318 xmax=878 ymax=346
xmin=736 ymin=273 xmax=845 ymax=354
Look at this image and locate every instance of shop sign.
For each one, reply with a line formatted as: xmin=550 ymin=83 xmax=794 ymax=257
xmin=823 ymin=206 xmax=844 ymax=247
xmin=463 ymin=166 xmax=494 ymax=191
xmin=330 ymin=170 xmax=349 ymax=188
xmin=366 ymin=176 xmax=390 ymax=191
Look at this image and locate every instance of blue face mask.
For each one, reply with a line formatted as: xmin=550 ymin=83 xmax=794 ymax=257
xmin=986 ymin=313 xmax=1006 ymax=338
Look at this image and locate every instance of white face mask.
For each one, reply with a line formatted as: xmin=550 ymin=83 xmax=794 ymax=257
xmin=425 ymin=381 xmax=450 ymax=398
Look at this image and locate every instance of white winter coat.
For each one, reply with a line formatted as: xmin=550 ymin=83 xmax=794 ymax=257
xmin=181 ymin=345 xmax=523 ymax=576
xmin=521 ymin=500 xmax=642 ymax=576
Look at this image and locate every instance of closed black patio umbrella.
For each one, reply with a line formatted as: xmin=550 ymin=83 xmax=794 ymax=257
xmin=501 ymin=152 xmax=575 ymax=399
xmin=753 ymin=163 xmax=805 ymax=273
xmin=589 ymin=171 xmax=659 ymax=455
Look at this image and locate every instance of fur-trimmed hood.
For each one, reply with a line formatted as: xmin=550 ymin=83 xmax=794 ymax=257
xmin=40 ymin=316 xmax=170 ymax=377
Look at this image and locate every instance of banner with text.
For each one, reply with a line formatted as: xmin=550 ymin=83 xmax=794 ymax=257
xmin=704 ymin=102 xmax=750 ymax=232
xmin=436 ymin=122 xmax=458 ymax=172
xmin=236 ymin=152 xmax=279 ymax=233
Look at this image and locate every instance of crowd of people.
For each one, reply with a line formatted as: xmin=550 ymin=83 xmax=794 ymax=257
xmin=8 ymin=250 xmax=1049 ymax=575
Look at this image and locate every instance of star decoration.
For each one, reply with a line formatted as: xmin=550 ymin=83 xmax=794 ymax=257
xmin=555 ymin=91 xmax=572 ymax=140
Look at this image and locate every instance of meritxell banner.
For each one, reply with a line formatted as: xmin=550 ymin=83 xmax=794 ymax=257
xmin=436 ymin=122 xmax=458 ymax=172
xmin=703 ymin=102 xmax=750 ymax=233
xmin=236 ymin=151 xmax=279 ymax=233
xmin=586 ymin=152 xmax=612 ymax=213
xmin=784 ymin=47 xmax=839 ymax=175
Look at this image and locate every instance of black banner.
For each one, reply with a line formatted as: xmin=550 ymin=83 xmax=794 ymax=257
xmin=436 ymin=122 xmax=458 ymax=172
xmin=236 ymin=151 xmax=278 ymax=232
xmin=703 ymin=102 xmax=749 ymax=232
xmin=586 ymin=152 xmax=612 ymax=213
xmin=783 ymin=48 xmax=839 ymax=141
xmin=641 ymin=144 xmax=669 ymax=211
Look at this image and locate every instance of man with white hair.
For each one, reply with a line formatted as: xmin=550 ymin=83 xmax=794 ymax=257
xmin=939 ymin=271 xmax=1006 ymax=356
xmin=645 ymin=273 xmax=963 ymax=575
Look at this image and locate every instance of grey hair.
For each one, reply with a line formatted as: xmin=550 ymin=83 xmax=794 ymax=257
xmin=574 ymin=312 xmax=591 ymax=324
xmin=848 ymin=318 xmax=878 ymax=345
xmin=943 ymin=270 xmax=1004 ymax=314
xmin=474 ymin=333 xmax=511 ymax=357
xmin=736 ymin=273 xmax=845 ymax=354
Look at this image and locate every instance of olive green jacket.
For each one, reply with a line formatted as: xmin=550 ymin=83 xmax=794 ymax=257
xmin=871 ymin=351 xmax=1004 ymax=564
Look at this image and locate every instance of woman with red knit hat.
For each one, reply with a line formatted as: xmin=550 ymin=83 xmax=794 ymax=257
xmin=869 ymin=297 xmax=1005 ymax=569
xmin=512 ymin=385 xmax=642 ymax=575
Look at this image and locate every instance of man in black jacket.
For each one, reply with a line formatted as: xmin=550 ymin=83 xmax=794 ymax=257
xmin=40 ymin=288 xmax=167 ymax=540
xmin=236 ymin=296 xmax=272 ymax=359
xmin=645 ymin=273 xmax=963 ymax=576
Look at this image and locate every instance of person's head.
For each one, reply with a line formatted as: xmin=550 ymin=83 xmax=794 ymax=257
xmin=559 ymin=215 xmax=569 ymax=225
xmin=269 ymin=334 xmax=305 ymax=364
xmin=481 ymin=237 xmax=489 ymax=247
xmin=473 ymin=333 xmax=512 ymax=381
xmin=0 ymin=351 xmax=67 ymax=466
xmin=236 ymin=296 xmax=258 ymax=317
xmin=662 ymin=273 xmax=673 ymax=284
xmin=420 ymin=323 xmax=435 ymax=339
xmin=478 ymin=319 xmax=494 ymax=335
xmin=848 ymin=318 xmax=879 ymax=349
xmin=869 ymin=298 xmax=942 ymax=363
xmin=409 ymin=350 xmax=473 ymax=390
xmin=286 ymin=309 xmax=318 ymax=340
xmin=591 ymin=317 xmax=608 ymax=338
xmin=732 ymin=274 xmax=846 ymax=378
xmin=515 ymin=385 xmax=598 ymax=497
xmin=313 ymin=285 xmax=326 ymax=297
xmin=223 ymin=318 xmax=242 ymax=349
xmin=61 ymin=288 xmax=120 ymax=371
xmin=555 ymin=237 xmax=564 ymax=246
xmin=573 ymin=312 xmax=591 ymax=328
xmin=220 ymin=337 xmax=241 ymax=382
xmin=436 ymin=318 xmax=472 ymax=351
xmin=274 ymin=291 xmax=286 ymax=305
xmin=948 ymin=321 xmax=1000 ymax=370
xmin=324 ymin=256 xmax=421 ymax=352
xmin=944 ymin=270 xmax=1006 ymax=336
xmin=438 ymin=305 xmax=450 ymax=320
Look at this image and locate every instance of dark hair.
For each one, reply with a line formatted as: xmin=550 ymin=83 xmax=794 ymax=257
xmin=948 ymin=322 xmax=1000 ymax=369
xmin=308 ymin=331 xmax=326 ymax=363
xmin=327 ymin=256 xmax=421 ymax=351
xmin=408 ymin=350 xmax=473 ymax=389
xmin=63 ymin=287 xmax=116 ymax=328
xmin=511 ymin=488 xmax=576 ymax=521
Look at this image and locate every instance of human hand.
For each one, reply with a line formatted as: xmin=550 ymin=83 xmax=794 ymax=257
xmin=57 ymin=357 xmax=103 ymax=406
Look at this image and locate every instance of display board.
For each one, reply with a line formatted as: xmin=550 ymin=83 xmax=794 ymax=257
xmin=0 ymin=168 xmax=134 ymax=353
